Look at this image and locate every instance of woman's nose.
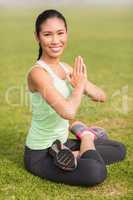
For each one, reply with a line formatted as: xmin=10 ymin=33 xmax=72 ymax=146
xmin=51 ymin=34 xmax=59 ymax=44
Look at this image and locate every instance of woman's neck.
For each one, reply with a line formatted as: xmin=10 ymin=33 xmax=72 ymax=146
xmin=40 ymin=54 xmax=61 ymax=68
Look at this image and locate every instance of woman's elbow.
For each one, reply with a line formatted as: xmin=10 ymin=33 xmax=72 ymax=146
xmin=61 ymin=113 xmax=75 ymax=120
xmin=97 ymin=94 xmax=107 ymax=102
xmin=92 ymin=93 xmax=107 ymax=102
xmin=60 ymin=107 xmax=76 ymax=120
xmin=101 ymin=93 xmax=107 ymax=102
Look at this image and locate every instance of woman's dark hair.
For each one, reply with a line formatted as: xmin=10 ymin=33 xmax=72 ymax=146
xmin=35 ymin=9 xmax=67 ymax=60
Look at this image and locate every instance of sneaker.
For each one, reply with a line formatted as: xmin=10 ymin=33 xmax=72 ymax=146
xmin=69 ymin=123 xmax=108 ymax=140
xmin=49 ymin=140 xmax=77 ymax=171
xmin=88 ymin=126 xmax=108 ymax=140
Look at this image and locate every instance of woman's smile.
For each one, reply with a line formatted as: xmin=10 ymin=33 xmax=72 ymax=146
xmin=50 ymin=46 xmax=63 ymax=53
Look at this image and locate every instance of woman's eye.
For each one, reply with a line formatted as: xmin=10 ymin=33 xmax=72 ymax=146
xmin=44 ymin=34 xmax=51 ymax=36
xmin=58 ymin=32 xmax=64 ymax=35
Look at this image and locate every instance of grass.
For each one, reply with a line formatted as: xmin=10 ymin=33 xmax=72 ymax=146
xmin=0 ymin=5 xmax=133 ymax=200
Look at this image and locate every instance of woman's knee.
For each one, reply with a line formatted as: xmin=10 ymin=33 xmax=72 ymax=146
xmin=117 ymin=142 xmax=126 ymax=161
xmin=89 ymin=162 xmax=107 ymax=186
xmin=79 ymin=159 xmax=107 ymax=186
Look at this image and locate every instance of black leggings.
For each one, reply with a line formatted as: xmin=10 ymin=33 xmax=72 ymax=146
xmin=24 ymin=138 xmax=126 ymax=186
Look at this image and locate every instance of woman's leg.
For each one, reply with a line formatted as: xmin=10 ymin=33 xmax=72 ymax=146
xmin=24 ymin=135 xmax=107 ymax=186
xmin=69 ymin=120 xmax=126 ymax=165
xmin=94 ymin=138 xmax=126 ymax=165
xmin=65 ymin=138 xmax=126 ymax=165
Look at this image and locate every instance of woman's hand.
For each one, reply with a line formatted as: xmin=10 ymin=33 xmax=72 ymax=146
xmin=66 ymin=56 xmax=87 ymax=88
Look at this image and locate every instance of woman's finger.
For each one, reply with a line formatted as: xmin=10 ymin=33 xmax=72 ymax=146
xmin=84 ymin=62 xmax=87 ymax=75
xmin=82 ymin=62 xmax=87 ymax=79
xmin=80 ymin=56 xmax=87 ymax=77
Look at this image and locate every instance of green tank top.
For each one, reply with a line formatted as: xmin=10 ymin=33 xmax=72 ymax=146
xmin=26 ymin=60 xmax=74 ymax=150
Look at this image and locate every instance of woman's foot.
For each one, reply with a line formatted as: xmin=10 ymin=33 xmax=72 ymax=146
xmin=69 ymin=121 xmax=108 ymax=140
xmin=49 ymin=140 xmax=77 ymax=171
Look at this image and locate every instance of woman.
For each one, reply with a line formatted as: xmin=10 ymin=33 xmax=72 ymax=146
xmin=24 ymin=9 xmax=126 ymax=186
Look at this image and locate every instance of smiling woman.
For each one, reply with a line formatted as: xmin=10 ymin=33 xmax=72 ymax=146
xmin=24 ymin=9 xmax=126 ymax=187
xmin=35 ymin=10 xmax=68 ymax=61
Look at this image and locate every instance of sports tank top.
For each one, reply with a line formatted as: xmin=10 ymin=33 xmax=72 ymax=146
xmin=26 ymin=60 xmax=74 ymax=150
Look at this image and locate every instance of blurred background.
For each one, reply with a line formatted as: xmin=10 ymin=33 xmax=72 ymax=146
xmin=0 ymin=0 xmax=133 ymax=7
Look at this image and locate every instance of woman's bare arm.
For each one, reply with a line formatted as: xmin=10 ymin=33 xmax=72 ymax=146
xmin=63 ymin=62 xmax=107 ymax=102
xmin=83 ymin=80 xmax=107 ymax=102
xmin=28 ymin=64 xmax=86 ymax=120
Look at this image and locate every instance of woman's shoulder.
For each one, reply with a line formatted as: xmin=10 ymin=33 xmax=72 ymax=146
xmin=28 ymin=63 xmax=48 ymax=76
xmin=27 ymin=64 xmax=53 ymax=93
xmin=27 ymin=63 xmax=51 ymax=84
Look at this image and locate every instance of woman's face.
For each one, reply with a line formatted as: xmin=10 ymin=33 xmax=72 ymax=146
xmin=36 ymin=17 xmax=68 ymax=59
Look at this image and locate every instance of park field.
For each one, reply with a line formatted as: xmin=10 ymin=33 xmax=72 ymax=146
xmin=0 ymin=6 xmax=133 ymax=200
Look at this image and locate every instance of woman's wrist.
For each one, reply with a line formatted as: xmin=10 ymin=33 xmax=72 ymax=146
xmin=75 ymin=82 xmax=85 ymax=94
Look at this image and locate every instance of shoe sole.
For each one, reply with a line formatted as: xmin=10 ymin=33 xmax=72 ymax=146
xmin=49 ymin=140 xmax=77 ymax=171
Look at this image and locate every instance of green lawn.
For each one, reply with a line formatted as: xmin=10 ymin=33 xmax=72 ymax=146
xmin=0 ymin=5 xmax=133 ymax=200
